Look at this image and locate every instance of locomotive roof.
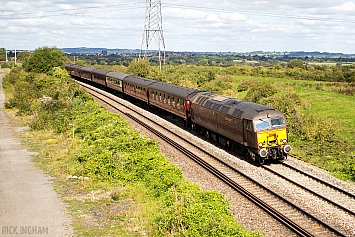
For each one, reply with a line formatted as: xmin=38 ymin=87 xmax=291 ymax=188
xmin=192 ymin=92 xmax=283 ymax=119
xmin=92 ymin=68 xmax=111 ymax=76
xmin=123 ymin=75 xmax=156 ymax=87
xmin=106 ymin=71 xmax=128 ymax=80
xmin=149 ymin=82 xmax=200 ymax=98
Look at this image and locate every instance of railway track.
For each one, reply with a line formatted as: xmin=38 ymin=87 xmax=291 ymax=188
xmin=281 ymin=161 xmax=355 ymax=199
xmin=262 ymin=161 xmax=355 ymax=218
xmin=77 ymin=80 xmax=349 ymax=237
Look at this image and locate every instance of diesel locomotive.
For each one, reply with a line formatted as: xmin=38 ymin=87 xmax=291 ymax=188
xmin=65 ymin=64 xmax=291 ymax=163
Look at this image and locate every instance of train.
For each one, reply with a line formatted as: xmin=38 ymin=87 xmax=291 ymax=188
xmin=65 ymin=63 xmax=291 ymax=163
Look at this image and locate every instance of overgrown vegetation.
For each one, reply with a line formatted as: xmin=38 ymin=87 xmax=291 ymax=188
xmin=74 ymin=53 xmax=355 ymax=83
xmin=2 ymin=63 xmax=261 ymax=236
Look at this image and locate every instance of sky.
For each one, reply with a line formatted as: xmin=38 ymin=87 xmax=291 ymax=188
xmin=1 ymin=0 xmax=355 ymax=53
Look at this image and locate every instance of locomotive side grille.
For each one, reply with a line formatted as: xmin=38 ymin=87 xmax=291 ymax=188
xmin=195 ymin=96 xmax=205 ymax=104
xmin=232 ymin=109 xmax=243 ymax=118
xmin=205 ymin=101 xmax=214 ymax=109
xmin=220 ymin=106 xmax=230 ymax=113
xmin=212 ymin=104 xmax=222 ymax=111
xmin=196 ymin=96 xmax=209 ymax=105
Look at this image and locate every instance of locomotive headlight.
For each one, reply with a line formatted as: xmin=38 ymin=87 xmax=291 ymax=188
xmin=259 ymin=148 xmax=268 ymax=157
xmin=283 ymin=145 xmax=292 ymax=153
xmin=280 ymin=139 xmax=287 ymax=144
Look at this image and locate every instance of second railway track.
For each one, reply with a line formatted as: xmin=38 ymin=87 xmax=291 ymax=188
xmin=263 ymin=162 xmax=355 ymax=216
xmin=78 ymin=80 xmax=353 ymax=237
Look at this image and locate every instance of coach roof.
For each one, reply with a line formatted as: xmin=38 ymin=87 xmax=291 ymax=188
xmin=80 ymin=66 xmax=94 ymax=73
xmin=149 ymin=82 xmax=200 ymax=98
xmin=123 ymin=75 xmax=156 ymax=87
xmin=92 ymin=68 xmax=111 ymax=77
xmin=106 ymin=71 xmax=128 ymax=80
xmin=65 ymin=64 xmax=81 ymax=70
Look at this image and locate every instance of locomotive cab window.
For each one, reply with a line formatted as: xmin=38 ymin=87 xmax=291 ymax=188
xmin=271 ymin=117 xmax=285 ymax=127
xmin=254 ymin=119 xmax=270 ymax=131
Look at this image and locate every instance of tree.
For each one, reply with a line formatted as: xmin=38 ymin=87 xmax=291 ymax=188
xmin=0 ymin=48 xmax=6 ymax=61
xmin=287 ymin=59 xmax=305 ymax=69
xmin=22 ymin=46 xmax=66 ymax=73
xmin=127 ymin=58 xmax=151 ymax=78
xmin=17 ymin=51 xmax=32 ymax=63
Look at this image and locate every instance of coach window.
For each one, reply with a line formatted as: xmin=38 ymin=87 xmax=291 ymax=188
xmin=177 ymin=98 xmax=180 ymax=109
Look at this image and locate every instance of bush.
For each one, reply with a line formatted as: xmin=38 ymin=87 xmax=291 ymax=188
xmin=263 ymin=93 xmax=302 ymax=137
xmin=244 ymin=83 xmax=277 ymax=103
xmin=237 ymin=79 xmax=260 ymax=92
xmin=127 ymin=58 xmax=151 ymax=78
xmin=155 ymin=184 xmax=258 ymax=236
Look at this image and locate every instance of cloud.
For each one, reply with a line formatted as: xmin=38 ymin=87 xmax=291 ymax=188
xmin=333 ymin=1 xmax=355 ymax=12
xmin=1 ymin=0 xmax=355 ymax=53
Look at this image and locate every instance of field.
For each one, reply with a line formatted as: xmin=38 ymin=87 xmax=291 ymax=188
xmin=233 ymin=76 xmax=355 ymax=143
xmin=307 ymin=62 xmax=354 ymax=67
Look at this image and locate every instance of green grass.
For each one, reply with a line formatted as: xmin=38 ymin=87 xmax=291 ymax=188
xmin=233 ymin=75 xmax=355 ymax=145
xmin=298 ymin=90 xmax=354 ymax=141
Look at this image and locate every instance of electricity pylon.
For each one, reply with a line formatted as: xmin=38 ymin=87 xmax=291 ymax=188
xmin=140 ymin=0 xmax=166 ymax=70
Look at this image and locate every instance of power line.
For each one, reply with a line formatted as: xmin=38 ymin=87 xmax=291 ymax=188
xmin=162 ymin=3 xmax=355 ymax=24
xmin=0 ymin=2 xmax=145 ymax=21
xmin=1 ymin=2 xmax=355 ymax=25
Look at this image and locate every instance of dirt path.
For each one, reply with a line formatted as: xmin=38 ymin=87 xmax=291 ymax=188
xmin=0 ymin=74 xmax=73 ymax=237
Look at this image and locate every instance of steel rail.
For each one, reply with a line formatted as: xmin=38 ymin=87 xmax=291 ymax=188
xmin=280 ymin=160 xmax=355 ymax=199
